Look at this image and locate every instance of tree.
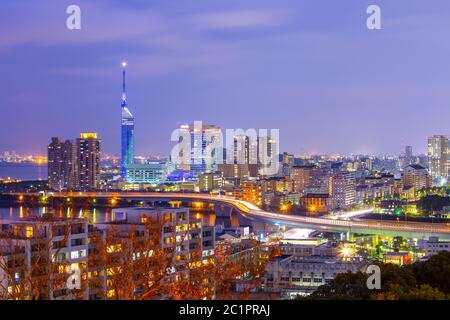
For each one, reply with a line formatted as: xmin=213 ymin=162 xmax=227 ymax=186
xmin=89 ymin=218 xmax=180 ymax=300
xmin=0 ymin=216 xmax=81 ymax=300
xmin=305 ymin=271 xmax=372 ymax=300
xmin=410 ymin=251 xmax=450 ymax=294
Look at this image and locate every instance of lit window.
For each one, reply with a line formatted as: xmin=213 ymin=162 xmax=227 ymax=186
xmin=107 ymin=289 xmax=115 ymax=298
xmin=25 ymin=226 xmax=33 ymax=238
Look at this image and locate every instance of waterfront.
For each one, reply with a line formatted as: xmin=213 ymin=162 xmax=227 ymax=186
xmin=0 ymin=206 xmax=218 ymax=226
xmin=0 ymin=163 xmax=47 ymax=181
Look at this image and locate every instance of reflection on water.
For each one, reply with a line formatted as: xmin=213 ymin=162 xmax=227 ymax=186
xmin=0 ymin=206 xmax=114 ymax=224
xmin=0 ymin=207 xmax=221 ymax=226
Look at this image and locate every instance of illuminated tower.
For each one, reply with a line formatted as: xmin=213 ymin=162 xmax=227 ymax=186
xmin=120 ymin=62 xmax=135 ymax=178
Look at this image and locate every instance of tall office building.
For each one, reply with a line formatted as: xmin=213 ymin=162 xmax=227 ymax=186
xmin=217 ymin=134 xmax=259 ymax=179
xmin=47 ymin=137 xmax=74 ymax=191
xmin=178 ymin=122 xmax=222 ymax=176
xmin=427 ymin=135 xmax=448 ymax=182
xmin=120 ymin=62 xmax=135 ymax=178
xmin=75 ymin=133 xmax=101 ymax=191
xmin=281 ymin=152 xmax=294 ymax=177
xmin=400 ymin=145 xmax=413 ymax=170
xmin=257 ymin=135 xmax=279 ymax=176
xmin=233 ymin=134 xmax=251 ymax=165
xmin=405 ymin=146 xmax=413 ymax=163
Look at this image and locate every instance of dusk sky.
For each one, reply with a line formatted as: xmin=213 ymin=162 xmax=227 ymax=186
xmin=1 ymin=0 xmax=450 ymax=157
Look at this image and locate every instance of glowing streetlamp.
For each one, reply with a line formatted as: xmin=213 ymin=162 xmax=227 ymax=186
xmin=339 ymin=244 xmax=356 ymax=261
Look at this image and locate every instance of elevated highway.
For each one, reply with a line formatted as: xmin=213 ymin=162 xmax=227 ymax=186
xmin=9 ymin=192 xmax=450 ymax=239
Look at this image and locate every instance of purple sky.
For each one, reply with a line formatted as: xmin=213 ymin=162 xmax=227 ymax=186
xmin=1 ymin=0 xmax=450 ymax=157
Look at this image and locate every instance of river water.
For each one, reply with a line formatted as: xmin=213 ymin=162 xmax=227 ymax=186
xmin=0 ymin=163 xmax=47 ymax=181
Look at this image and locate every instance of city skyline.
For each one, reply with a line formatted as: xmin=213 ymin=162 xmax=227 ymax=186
xmin=1 ymin=0 xmax=450 ymax=156
xmin=3 ymin=0 xmax=450 ymax=306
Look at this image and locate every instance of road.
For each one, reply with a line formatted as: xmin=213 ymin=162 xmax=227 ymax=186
xmin=12 ymin=191 xmax=450 ymax=239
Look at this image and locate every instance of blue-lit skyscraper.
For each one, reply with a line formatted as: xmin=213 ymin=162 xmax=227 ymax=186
xmin=121 ymin=62 xmax=135 ymax=178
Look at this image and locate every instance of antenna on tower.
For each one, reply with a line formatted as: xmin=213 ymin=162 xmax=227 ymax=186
xmin=121 ymin=61 xmax=127 ymax=107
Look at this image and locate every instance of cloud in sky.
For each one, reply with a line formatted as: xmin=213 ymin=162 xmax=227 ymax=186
xmin=1 ymin=0 xmax=450 ymax=156
xmin=191 ymin=9 xmax=290 ymax=29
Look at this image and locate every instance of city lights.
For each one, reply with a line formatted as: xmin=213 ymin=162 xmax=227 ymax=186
xmin=339 ymin=244 xmax=357 ymax=260
xmin=1 ymin=0 xmax=450 ymax=308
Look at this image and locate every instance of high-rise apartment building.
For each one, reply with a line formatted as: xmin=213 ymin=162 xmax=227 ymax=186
xmin=403 ymin=164 xmax=430 ymax=191
xmin=330 ymin=171 xmax=356 ymax=210
xmin=0 ymin=217 xmax=89 ymax=300
xmin=427 ymin=135 xmax=448 ymax=182
xmin=47 ymin=137 xmax=74 ymax=191
xmin=74 ymin=133 xmax=101 ymax=191
xmin=291 ymin=165 xmax=327 ymax=195
xmin=95 ymin=206 xmax=216 ymax=299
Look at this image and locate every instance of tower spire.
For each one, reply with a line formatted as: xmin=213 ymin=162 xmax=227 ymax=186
xmin=121 ymin=61 xmax=127 ymax=107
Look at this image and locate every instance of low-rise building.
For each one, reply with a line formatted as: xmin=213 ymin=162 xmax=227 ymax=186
xmin=264 ymin=238 xmax=367 ymax=297
xmin=199 ymin=172 xmax=224 ymax=192
xmin=264 ymin=254 xmax=367 ymax=297
xmin=299 ymin=193 xmax=331 ymax=213
xmin=125 ymin=161 xmax=165 ymax=184
xmin=425 ymin=237 xmax=450 ymax=256
xmin=383 ymin=251 xmax=413 ymax=266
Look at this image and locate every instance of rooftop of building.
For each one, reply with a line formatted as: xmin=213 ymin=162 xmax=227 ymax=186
xmin=270 ymin=255 xmax=292 ymax=262
xmin=292 ymin=164 xmax=317 ymax=169
xmin=302 ymin=193 xmax=330 ymax=198
xmin=407 ymin=164 xmax=426 ymax=170
xmin=0 ymin=215 xmax=86 ymax=225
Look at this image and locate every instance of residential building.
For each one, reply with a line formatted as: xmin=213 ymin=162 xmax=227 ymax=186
xmin=427 ymin=135 xmax=448 ymax=182
xmin=47 ymin=137 xmax=74 ymax=191
xmin=403 ymin=164 xmax=430 ymax=192
xmin=291 ymin=165 xmax=327 ymax=195
xmin=234 ymin=180 xmax=263 ymax=207
xmin=74 ymin=133 xmax=101 ymax=191
xmin=299 ymin=193 xmax=332 ymax=214
xmin=199 ymin=172 xmax=224 ymax=192
xmin=94 ymin=206 xmax=215 ymax=299
xmin=0 ymin=217 xmax=89 ymax=300
xmin=330 ymin=171 xmax=356 ymax=210
xmin=425 ymin=237 xmax=450 ymax=256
